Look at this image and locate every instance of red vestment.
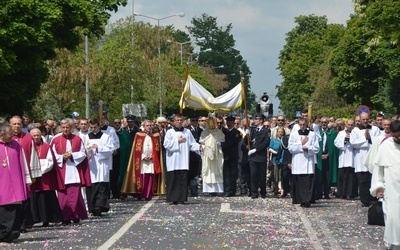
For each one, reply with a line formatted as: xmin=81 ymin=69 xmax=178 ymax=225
xmin=121 ymin=132 xmax=165 ymax=194
xmin=31 ymin=142 xmax=64 ymax=191
xmin=51 ymin=134 xmax=91 ymax=188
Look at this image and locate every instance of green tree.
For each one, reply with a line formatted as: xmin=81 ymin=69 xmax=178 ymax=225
xmin=0 ymin=0 xmax=127 ymax=116
xmin=329 ymin=0 xmax=400 ymax=115
xmin=277 ymin=15 xmax=349 ymax=117
xmin=186 ymin=14 xmax=254 ymax=110
xmin=32 ymin=17 xmax=233 ymax=120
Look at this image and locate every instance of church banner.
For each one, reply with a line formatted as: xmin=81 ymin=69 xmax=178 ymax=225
xmin=179 ymin=75 xmax=244 ymax=111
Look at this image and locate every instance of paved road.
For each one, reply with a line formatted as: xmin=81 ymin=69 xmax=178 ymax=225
xmin=1 ymin=194 xmax=386 ymax=249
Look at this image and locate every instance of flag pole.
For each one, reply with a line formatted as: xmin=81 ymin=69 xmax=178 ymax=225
xmin=240 ymin=71 xmax=251 ymax=148
xmin=179 ymin=63 xmax=190 ymax=114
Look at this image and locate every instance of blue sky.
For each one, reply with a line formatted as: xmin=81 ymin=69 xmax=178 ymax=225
xmin=110 ymin=0 xmax=354 ymax=115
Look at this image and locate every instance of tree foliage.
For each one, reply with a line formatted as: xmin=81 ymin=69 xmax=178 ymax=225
xmin=186 ymin=14 xmax=255 ymax=110
xmin=32 ymin=17 xmax=236 ymax=120
xmin=0 ymin=0 xmax=127 ymax=116
xmin=277 ymin=15 xmax=352 ymax=118
xmin=329 ymin=0 xmax=400 ymax=115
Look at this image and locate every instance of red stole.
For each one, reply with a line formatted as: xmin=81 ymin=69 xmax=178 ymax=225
xmin=51 ymin=134 xmax=91 ymax=188
xmin=31 ymin=142 xmax=64 ymax=191
xmin=133 ymin=132 xmax=162 ymax=192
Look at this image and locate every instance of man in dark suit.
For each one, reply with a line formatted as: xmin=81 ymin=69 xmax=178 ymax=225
xmin=221 ymin=116 xmax=242 ymax=197
xmin=248 ymin=113 xmax=270 ymax=199
xmin=124 ymin=115 xmax=139 ymax=144
xmin=188 ymin=115 xmax=203 ymax=197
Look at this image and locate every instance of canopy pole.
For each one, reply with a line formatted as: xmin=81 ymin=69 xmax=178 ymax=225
xmin=240 ymin=71 xmax=251 ymax=149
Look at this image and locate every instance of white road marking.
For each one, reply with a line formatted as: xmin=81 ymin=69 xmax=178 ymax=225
xmin=294 ymin=206 xmax=324 ymax=250
xmin=98 ymin=197 xmax=158 ymax=250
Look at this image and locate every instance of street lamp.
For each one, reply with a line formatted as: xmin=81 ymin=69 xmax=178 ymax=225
xmin=169 ymin=37 xmax=205 ymax=65
xmin=212 ymin=65 xmax=224 ymax=69
xmin=134 ymin=12 xmax=185 ymax=117
xmin=85 ymin=36 xmax=89 ymax=118
xmin=188 ymin=48 xmax=212 ymax=63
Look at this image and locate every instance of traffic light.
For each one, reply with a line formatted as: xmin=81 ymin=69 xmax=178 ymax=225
xmin=256 ymin=92 xmax=273 ymax=117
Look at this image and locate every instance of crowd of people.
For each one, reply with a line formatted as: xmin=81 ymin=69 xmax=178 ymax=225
xmin=0 ymin=110 xmax=399 ymax=249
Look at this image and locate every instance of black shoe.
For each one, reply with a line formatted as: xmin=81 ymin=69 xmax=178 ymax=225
xmin=261 ymin=195 xmax=267 ymax=199
xmin=19 ymin=225 xmax=27 ymax=233
xmin=323 ymin=195 xmax=331 ymax=199
xmin=170 ymin=201 xmax=178 ymax=205
xmin=304 ymin=202 xmax=311 ymax=207
xmin=42 ymin=222 xmax=50 ymax=227
xmin=73 ymin=219 xmax=80 ymax=224
xmin=251 ymin=196 xmax=258 ymax=199
xmin=4 ymin=231 xmax=20 ymax=243
xmin=93 ymin=208 xmax=102 ymax=216
xmin=62 ymin=220 xmax=71 ymax=225
xmin=361 ymin=202 xmax=371 ymax=207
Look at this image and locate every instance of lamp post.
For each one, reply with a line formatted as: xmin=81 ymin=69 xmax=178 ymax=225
xmin=174 ymin=37 xmax=205 ymax=65
xmin=85 ymin=35 xmax=90 ymax=119
xmin=134 ymin=12 xmax=185 ymax=117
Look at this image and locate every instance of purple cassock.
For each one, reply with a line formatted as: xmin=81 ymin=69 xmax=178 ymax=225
xmin=0 ymin=140 xmax=29 ymax=206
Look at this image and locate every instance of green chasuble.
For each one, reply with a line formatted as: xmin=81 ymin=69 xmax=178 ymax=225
xmin=317 ymin=128 xmax=339 ymax=185
xmin=117 ymin=129 xmax=132 ymax=186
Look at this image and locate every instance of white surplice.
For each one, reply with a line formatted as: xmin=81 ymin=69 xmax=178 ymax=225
xmin=288 ymin=130 xmax=319 ymax=175
xmin=370 ymin=138 xmax=400 ymax=247
xmin=88 ymin=133 xmax=114 ymax=183
xmin=334 ymin=130 xmax=354 ymax=168
xmin=163 ymin=128 xmax=201 ymax=172
xmin=350 ymin=126 xmax=381 ymax=173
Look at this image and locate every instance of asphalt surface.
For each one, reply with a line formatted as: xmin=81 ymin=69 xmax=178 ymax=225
xmin=0 ymin=193 xmax=386 ymax=250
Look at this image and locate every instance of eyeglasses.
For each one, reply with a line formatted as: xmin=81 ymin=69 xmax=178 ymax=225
xmin=234 ymin=123 xmax=240 ymax=125
xmin=321 ymin=121 xmax=328 ymax=124
xmin=191 ymin=120 xmax=198 ymax=122
xmin=277 ymin=119 xmax=284 ymax=122
xmin=217 ymin=122 xmax=222 ymax=124
xmin=114 ymin=122 xmax=121 ymax=124
xmin=199 ymin=120 xmax=206 ymax=122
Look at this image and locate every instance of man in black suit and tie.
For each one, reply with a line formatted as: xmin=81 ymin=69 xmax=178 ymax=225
xmin=248 ymin=113 xmax=270 ymax=199
xmin=188 ymin=115 xmax=203 ymax=197
xmin=221 ymin=116 xmax=242 ymax=197
xmin=124 ymin=115 xmax=139 ymax=144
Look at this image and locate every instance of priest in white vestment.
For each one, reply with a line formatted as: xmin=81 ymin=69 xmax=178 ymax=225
xmin=370 ymin=120 xmax=400 ymax=249
xmin=86 ymin=118 xmax=114 ymax=216
xmin=199 ymin=117 xmax=225 ymax=195
xmin=350 ymin=112 xmax=381 ymax=207
xmin=163 ymin=114 xmax=202 ymax=205
xmin=289 ymin=118 xmax=320 ymax=207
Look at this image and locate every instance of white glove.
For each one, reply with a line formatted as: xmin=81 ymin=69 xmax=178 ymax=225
xmin=245 ymin=129 xmax=250 ymax=135
xmin=199 ymin=139 xmax=205 ymax=145
xmin=248 ymin=149 xmax=256 ymax=156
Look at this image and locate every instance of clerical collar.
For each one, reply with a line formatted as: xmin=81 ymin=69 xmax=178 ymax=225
xmin=298 ymin=129 xmax=310 ymax=135
xmin=173 ymin=127 xmax=184 ymax=132
xmin=63 ymin=133 xmax=73 ymax=139
xmin=359 ymin=124 xmax=372 ymax=130
xmin=89 ymin=131 xmax=103 ymax=139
